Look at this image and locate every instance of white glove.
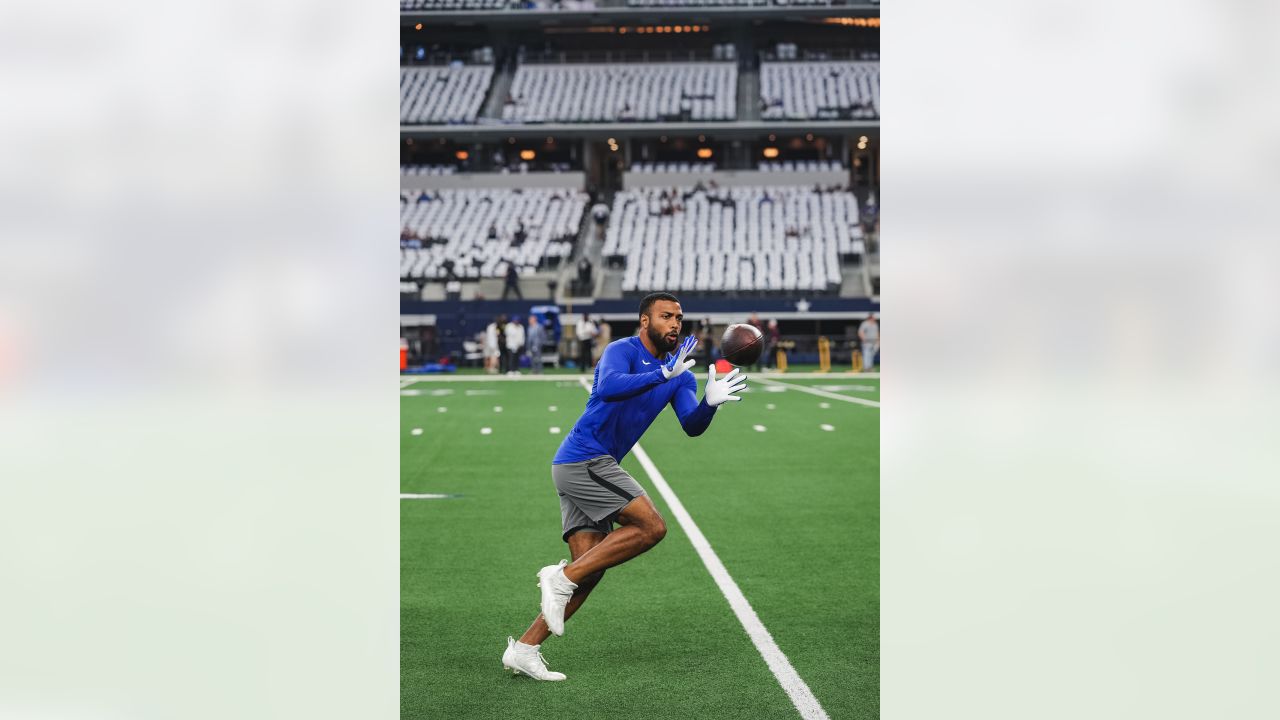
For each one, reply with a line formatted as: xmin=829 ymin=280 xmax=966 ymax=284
xmin=661 ymin=335 xmax=698 ymax=380
xmin=705 ymin=366 xmax=747 ymax=407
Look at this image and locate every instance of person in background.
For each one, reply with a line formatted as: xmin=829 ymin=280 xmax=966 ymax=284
xmin=591 ymin=201 xmax=609 ymax=241
xmin=502 ymin=261 xmax=523 ymax=301
xmin=526 ymin=314 xmax=547 ymax=375
xmin=575 ymin=315 xmax=599 ymax=372
xmin=765 ymin=319 xmax=781 ymax=370
xmin=694 ymin=318 xmax=715 ymax=368
xmin=591 ymin=315 xmax=611 ymax=367
xmin=747 ymin=312 xmax=766 ymax=372
xmin=505 ymin=314 xmax=526 ymax=376
xmin=857 ymin=314 xmax=879 ymax=371
xmin=499 ymin=315 xmax=512 ymax=373
xmin=485 ymin=316 xmax=502 ymax=374
xmin=576 ymin=256 xmax=593 ymax=295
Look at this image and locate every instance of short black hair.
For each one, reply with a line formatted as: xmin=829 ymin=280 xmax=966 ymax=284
xmin=639 ymin=292 xmax=680 ymax=318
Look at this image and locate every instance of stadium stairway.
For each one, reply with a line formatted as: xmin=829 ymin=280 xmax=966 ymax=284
xmin=597 ymin=269 xmax=624 ymax=300
xmin=839 ymin=263 xmax=872 ymax=298
xmin=738 ymin=64 xmax=760 ymax=122
xmin=480 ymin=59 xmax=516 ymax=121
xmin=555 ymin=206 xmax=604 ymax=303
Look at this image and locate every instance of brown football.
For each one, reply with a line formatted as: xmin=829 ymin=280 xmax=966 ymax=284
xmin=720 ymin=323 xmax=764 ymax=367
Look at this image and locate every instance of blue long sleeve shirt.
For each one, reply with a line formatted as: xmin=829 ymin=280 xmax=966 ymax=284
xmin=553 ymin=336 xmax=717 ymax=464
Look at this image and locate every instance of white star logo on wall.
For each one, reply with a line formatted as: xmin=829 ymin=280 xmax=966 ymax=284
xmin=795 ymin=299 xmax=811 ymax=313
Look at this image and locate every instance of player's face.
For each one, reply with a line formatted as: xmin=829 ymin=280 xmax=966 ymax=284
xmin=644 ymin=301 xmax=684 ymax=354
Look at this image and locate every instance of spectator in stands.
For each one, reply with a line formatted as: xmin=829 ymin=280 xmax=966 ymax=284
xmin=526 ymin=315 xmax=547 ymax=375
xmin=576 ymin=257 xmax=593 ymax=295
xmin=505 ymin=315 xmax=526 ymax=376
xmin=575 ymin=315 xmax=598 ymax=372
xmin=591 ymin=201 xmax=609 ymax=240
xmin=439 ymin=258 xmax=454 ymax=278
xmin=502 ymin=261 xmax=523 ymax=300
xmin=748 ymin=312 xmax=766 ymax=372
xmin=484 ymin=316 xmax=502 ymax=374
xmin=857 ymin=314 xmax=879 ymax=371
xmin=488 ymin=224 xmax=498 ymax=241
xmin=765 ymin=319 xmax=781 ymax=370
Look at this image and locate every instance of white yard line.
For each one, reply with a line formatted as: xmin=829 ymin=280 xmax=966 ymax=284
xmin=756 ymin=378 xmax=881 ymax=409
xmin=575 ymin=377 xmax=831 ymax=720
xmin=399 ymin=493 xmax=453 ymax=500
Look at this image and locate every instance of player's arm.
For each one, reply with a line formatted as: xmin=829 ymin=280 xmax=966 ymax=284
xmin=670 ymin=375 xmax=715 ymax=437
xmin=670 ymin=365 xmax=747 ymax=437
xmin=596 ymin=336 xmax=697 ymax=401
xmin=594 ymin=343 xmax=665 ymax=401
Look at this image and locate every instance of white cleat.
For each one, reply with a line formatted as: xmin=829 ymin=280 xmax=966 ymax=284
xmin=537 ymin=559 xmax=578 ymax=637
xmin=502 ymin=636 xmax=566 ymax=681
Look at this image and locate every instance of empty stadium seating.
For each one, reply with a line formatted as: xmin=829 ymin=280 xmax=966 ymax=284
xmin=502 ymin=63 xmax=737 ymax=123
xmin=757 ymin=159 xmax=844 ymax=172
xmin=626 ymin=0 xmax=841 ymax=6
xmin=631 ymin=161 xmax=715 ymax=174
xmin=400 ymin=188 xmax=587 ymax=280
xmin=401 ymin=65 xmax=495 ymax=124
xmin=760 ymin=61 xmax=879 ymax=120
xmin=603 ymin=185 xmax=863 ymax=292
xmin=400 ymin=0 xmax=596 ymax=7
xmin=401 ymin=0 xmax=513 ymax=9
xmin=401 ymin=164 xmax=459 ymax=176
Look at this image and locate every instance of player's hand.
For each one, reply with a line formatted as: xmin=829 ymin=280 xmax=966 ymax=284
xmin=705 ymin=365 xmax=747 ymax=406
xmin=661 ymin=335 xmax=697 ymax=380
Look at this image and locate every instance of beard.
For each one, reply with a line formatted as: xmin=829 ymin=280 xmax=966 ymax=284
xmin=647 ymin=324 xmax=678 ymax=354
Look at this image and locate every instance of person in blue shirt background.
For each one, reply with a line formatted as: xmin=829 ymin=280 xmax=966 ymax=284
xmin=501 ymin=292 xmax=748 ymax=681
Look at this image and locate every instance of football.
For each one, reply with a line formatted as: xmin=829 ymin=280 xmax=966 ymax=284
xmin=720 ymin=323 xmax=764 ymax=367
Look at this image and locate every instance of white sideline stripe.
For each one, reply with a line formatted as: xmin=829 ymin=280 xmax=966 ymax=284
xmin=400 ymin=493 xmax=451 ymax=499
xmin=756 ymin=378 xmax=881 ymax=408
xmin=575 ymin=378 xmax=830 ymax=720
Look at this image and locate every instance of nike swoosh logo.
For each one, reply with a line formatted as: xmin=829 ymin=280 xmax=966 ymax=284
xmin=640 ymin=360 xmax=651 ymax=365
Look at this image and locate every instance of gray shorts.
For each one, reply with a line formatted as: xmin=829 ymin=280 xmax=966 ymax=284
xmin=551 ymin=455 xmax=647 ymax=542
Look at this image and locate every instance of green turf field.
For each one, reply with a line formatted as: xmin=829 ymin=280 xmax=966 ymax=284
xmin=401 ymin=374 xmax=879 ymax=719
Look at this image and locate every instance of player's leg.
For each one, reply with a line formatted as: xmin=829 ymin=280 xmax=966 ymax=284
xmin=538 ymin=458 xmax=661 ymax=636
xmin=518 ymin=530 xmax=607 ymax=646
xmin=561 ymin=495 xmax=666 ymax=584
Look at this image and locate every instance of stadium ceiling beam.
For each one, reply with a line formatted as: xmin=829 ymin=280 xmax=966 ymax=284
xmin=400 ymin=5 xmax=879 ymax=26
xmin=401 ymin=120 xmax=879 ymax=141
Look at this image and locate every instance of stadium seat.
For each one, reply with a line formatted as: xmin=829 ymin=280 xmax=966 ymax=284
xmin=400 ymin=188 xmax=587 ymax=280
xmin=503 ymin=62 xmax=737 ymax=123
xmin=630 ymin=161 xmax=715 ymax=174
xmin=401 ymin=64 xmax=495 ymax=124
xmin=604 ymin=185 xmax=859 ymax=293
xmin=760 ymin=60 xmax=880 ymax=121
xmin=401 ymin=164 xmax=459 ymax=176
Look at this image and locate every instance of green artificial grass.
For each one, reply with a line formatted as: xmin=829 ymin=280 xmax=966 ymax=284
xmin=402 ymin=377 xmax=878 ymax=719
